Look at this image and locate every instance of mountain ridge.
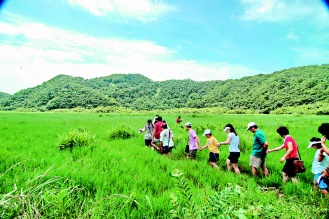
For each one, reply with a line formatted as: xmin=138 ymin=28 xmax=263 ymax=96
xmin=1 ymin=64 xmax=329 ymax=113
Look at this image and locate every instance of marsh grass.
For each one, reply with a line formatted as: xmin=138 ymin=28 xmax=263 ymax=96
xmin=1 ymin=112 xmax=329 ymax=218
xmin=108 ymin=124 xmax=137 ymax=140
xmin=58 ymin=128 xmax=95 ymax=151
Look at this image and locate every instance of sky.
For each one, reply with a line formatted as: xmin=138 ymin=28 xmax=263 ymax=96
xmin=0 ymin=0 xmax=328 ymax=94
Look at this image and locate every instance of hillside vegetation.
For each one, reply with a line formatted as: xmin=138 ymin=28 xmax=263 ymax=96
xmin=1 ymin=64 xmax=329 ymax=114
xmin=0 ymin=92 xmax=10 ymax=104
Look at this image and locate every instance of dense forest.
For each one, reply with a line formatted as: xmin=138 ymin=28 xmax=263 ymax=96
xmin=1 ymin=64 xmax=329 ymax=114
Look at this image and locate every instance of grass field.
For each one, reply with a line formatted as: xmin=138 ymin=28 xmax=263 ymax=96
xmin=1 ymin=112 xmax=329 ymax=218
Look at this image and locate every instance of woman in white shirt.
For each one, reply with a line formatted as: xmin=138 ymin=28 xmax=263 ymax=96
xmin=218 ymin=124 xmax=240 ymax=174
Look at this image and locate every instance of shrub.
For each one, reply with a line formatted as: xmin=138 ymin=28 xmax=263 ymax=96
xmin=108 ymin=124 xmax=137 ymax=140
xmin=169 ymin=169 xmax=246 ymax=218
xmin=58 ymin=128 xmax=95 ymax=151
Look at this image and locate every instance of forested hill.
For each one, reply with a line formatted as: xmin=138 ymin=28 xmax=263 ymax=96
xmin=0 ymin=92 xmax=10 ymax=99
xmin=0 ymin=92 xmax=10 ymax=105
xmin=1 ymin=64 xmax=329 ymax=114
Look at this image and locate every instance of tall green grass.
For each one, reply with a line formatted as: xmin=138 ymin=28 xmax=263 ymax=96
xmin=0 ymin=112 xmax=328 ymax=218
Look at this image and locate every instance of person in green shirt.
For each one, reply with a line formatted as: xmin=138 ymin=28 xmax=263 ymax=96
xmin=247 ymin=122 xmax=269 ymax=176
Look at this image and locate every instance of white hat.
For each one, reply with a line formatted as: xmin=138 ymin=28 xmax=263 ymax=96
xmin=246 ymin=122 xmax=257 ymax=130
xmin=185 ymin=122 xmax=192 ymax=127
xmin=307 ymin=141 xmax=321 ymax=148
xmin=223 ymin=127 xmax=230 ymax=132
xmin=203 ymin=129 xmax=212 ymax=136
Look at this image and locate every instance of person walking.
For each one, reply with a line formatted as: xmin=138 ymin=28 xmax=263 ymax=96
xmin=247 ymin=122 xmax=269 ymax=176
xmin=267 ymin=126 xmax=299 ymax=183
xmin=307 ymin=137 xmax=329 ymax=195
xmin=200 ymin=129 xmax=220 ymax=169
xmin=152 ymin=116 xmax=164 ymax=151
xmin=315 ymin=123 xmax=329 ymax=178
xmin=218 ymin=124 xmax=240 ymax=174
xmin=139 ymin=119 xmax=154 ymax=148
xmin=159 ymin=123 xmax=174 ymax=156
xmin=185 ymin=122 xmax=201 ymax=160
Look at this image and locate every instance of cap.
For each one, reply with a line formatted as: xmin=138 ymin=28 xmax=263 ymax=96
xmin=223 ymin=127 xmax=230 ymax=132
xmin=307 ymin=141 xmax=321 ymax=148
xmin=203 ymin=129 xmax=212 ymax=136
xmin=185 ymin=122 xmax=192 ymax=127
xmin=246 ymin=122 xmax=256 ymax=130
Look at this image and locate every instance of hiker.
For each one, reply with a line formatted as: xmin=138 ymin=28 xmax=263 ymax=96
xmin=317 ymin=123 xmax=329 ymax=179
xmin=308 ymin=137 xmax=329 ymax=195
xmin=200 ymin=129 xmax=220 ymax=169
xmin=159 ymin=123 xmax=174 ymax=156
xmin=185 ymin=122 xmax=201 ymax=160
xmin=217 ymin=124 xmax=240 ymax=174
xmin=139 ymin=119 xmax=154 ymax=148
xmin=318 ymin=123 xmax=329 ymax=156
xmin=176 ymin=116 xmax=182 ymax=124
xmin=267 ymin=126 xmax=299 ymax=183
xmin=247 ymin=122 xmax=269 ymax=176
xmin=152 ymin=116 xmax=164 ymax=151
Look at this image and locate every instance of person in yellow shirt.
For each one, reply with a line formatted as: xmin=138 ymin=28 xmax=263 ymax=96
xmin=199 ymin=129 xmax=220 ymax=169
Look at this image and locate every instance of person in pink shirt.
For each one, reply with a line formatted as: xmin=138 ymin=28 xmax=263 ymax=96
xmin=151 ymin=116 xmax=164 ymax=151
xmin=185 ymin=122 xmax=201 ymax=160
xmin=267 ymin=126 xmax=299 ymax=183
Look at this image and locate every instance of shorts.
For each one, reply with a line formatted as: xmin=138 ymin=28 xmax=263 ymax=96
xmin=188 ymin=149 xmax=197 ymax=160
xmin=314 ymin=173 xmax=328 ymax=190
xmin=209 ymin=152 xmax=219 ymax=163
xmin=145 ymin=139 xmax=152 ymax=146
xmin=282 ymin=158 xmax=298 ymax=178
xmin=228 ymin=152 xmax=240 ymax=163
xmin=162 ymin=146 xmax=173 ymax=154
xmin=250 ymin=155 xmax=266 ymax=168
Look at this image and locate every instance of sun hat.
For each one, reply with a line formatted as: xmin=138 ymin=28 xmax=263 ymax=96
xmin=223 ymin=127 xmax=230 ymax=132
xmin=246 ymin=122 xmax=257 ymax=130
xmin=203 ymin=129 xmax=212 ymax=136
xmin=307 ymin=141 xmax=322 ymax=148
xmin=185 ymin=122 xmax=192 ymax=127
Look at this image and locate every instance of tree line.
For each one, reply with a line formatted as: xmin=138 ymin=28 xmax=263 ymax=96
xmin=1 ymin=64 xmax=328 ymax=114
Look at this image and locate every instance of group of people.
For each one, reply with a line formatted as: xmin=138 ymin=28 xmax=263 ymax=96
xmin=139 ymin=116 xmax=329 ymax=195
xmin=139 ymin=115 xmax=174 ymax=156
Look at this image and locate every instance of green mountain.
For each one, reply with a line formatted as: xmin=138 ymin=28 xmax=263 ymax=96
xmin=1 ymin=64 xmax=329 ymax=113
xmin=0 ymin=92 xmax=10 ymax=105
xmin=0 ymin=91 xmax=10 ymax=99
xmin=1 ymin=75 xmax=118 ymax=111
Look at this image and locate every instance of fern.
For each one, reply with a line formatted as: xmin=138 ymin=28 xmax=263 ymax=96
xmin=170 ymin=169 xmax=246 ymax=219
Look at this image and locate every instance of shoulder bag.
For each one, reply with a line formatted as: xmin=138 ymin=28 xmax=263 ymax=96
xmin=293 ymin=148 xmax=306 ymax=173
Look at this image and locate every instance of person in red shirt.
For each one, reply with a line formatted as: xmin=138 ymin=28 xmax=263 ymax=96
xmin=176 ymin=116 xmax=182 ymax=124
xmin=151 ymin=116 xmax=164 ymax=151
xmin=267 ymin=126 xmax=299 ymax=183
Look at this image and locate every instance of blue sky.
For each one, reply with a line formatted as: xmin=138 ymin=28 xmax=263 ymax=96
xmin=0 ymin=0 xmax=328 ymax=94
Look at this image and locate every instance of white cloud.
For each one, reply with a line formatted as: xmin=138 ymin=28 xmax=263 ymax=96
xmin=0 ymin=15 xmax=256 ymax=94
xmin=67 ymin=0 xmax=176 ymax=22
xmin=285 ymin=32 xmax=299 ymax=40
xmin=240 ymin=0 xmax=329 ymax=25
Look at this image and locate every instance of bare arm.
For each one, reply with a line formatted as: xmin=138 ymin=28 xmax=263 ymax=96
xmin=318 ymin=148 xmax=325 ymax=162
xmin=263 ymin=142 xmax=268 ymax=150
xmin=200 ymin=139 xmax=208 ymax=151
xmin=217 ymin=136 xmax=231 ymax=146
xmin=152 ymin=126 xmax=157 ymax=140
xmin=196 ymin=136 xmax=201 ymax=148
xmin=267 ymin=144 xmax=285 ymax=153
xmin=321 ymin=136 xmax=329 ymax=155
